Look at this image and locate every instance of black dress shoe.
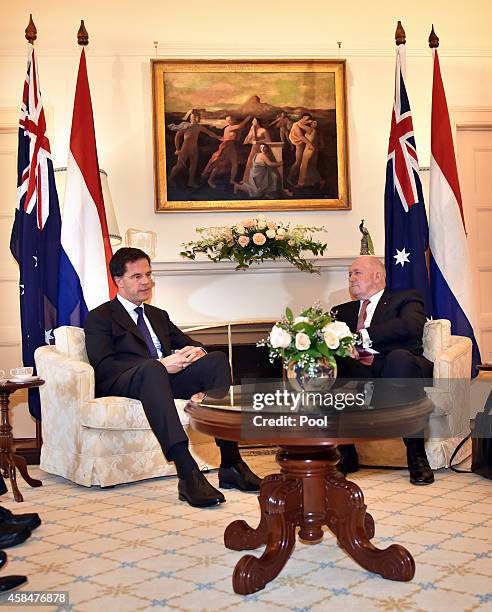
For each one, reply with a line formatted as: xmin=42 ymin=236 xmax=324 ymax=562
xmin=0 ymin=525 xmax=31 ymax=549
xmin=178 ymin=471 xmax=225 ymax=507
xmin=337 ymin=444 xmax=360 ymax=476
xmin=218 ymin=462 xmax=262 ymax=492
xmin=0 ymin=551 xmax=7 ymax=569
xmin=0 ymin=506 xmax=41 ymax=532
xmin=408 ymin=455 xmax=434 ymax=485
xmin=0 ymin=575 xmax=27 ymax=592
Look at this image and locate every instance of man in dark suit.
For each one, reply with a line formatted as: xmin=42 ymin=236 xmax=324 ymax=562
xmin=84 ymin=248 xmax=261 ymax=507
xmin=332 ymin=255 xmax=434 ymax=485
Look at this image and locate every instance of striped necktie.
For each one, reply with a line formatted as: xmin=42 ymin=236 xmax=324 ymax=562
xmin=356 ymin=299 xmax=374 ymax=366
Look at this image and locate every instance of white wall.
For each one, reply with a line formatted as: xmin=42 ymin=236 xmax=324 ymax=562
xmin=1 ymin=1 xmax=491 ymax=436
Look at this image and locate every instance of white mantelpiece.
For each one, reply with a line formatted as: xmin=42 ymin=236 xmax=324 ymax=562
xmin=151 ymin=255 xmax=373 ymax=327
xmin=151 ymin=256 xmax=361 ymax=276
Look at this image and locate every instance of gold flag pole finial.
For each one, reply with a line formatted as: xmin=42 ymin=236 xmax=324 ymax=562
xmin=395 ymin=21 xmax=406 ymax=46
xmin=429 ymin=25 xmax=439 ymax=49
xmin=77 ymin=20 xmax=89 ymax=46
xmin=25 ymin=14 xmax=37 ymax=44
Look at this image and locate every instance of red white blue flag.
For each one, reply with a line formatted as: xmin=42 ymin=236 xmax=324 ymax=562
xmin=429 ymin=48 xmax=481 ymax=375
xmin=384 ymin=44 xmax=432 ymax=315
xmin=10 ymin=44 xmax=61 ymax=419
xmin=58 ymin=48 xmax=114 ymax=327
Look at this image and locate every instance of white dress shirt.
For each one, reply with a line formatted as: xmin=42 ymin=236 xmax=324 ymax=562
xmin=358 ymin=288 xmax=385 ymax=353
xmin=116 ymin=294 xmax=163 ymax=358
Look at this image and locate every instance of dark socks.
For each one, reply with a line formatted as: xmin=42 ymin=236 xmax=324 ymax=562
xmin=216 ymin=439 xmax=242 ymax=468
xmin=168 ymin=442 xmax=199 ymax=479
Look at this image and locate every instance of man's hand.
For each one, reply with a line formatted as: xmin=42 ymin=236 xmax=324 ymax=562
xmin=159 ymin=353 xmax=189 ymax=373
xmin=175 ymin=346 xmax=206 ymax=363
xmin=160 ymin=346 xmax=205 ymax=373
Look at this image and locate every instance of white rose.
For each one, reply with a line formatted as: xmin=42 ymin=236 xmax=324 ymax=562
xmin=295 ymin=332 xmax=311 ymax=351
xmin=324 ymin=320 xmax=352 ymax=340
xmin=266 ymin=229 xmax=276 ymax=239
xmin=236 ymin=224 xmax=245 ymax=235
xmin=276 ymin=227 xmax=286 ymax=237
xmin=294 ymin=316 xmax=310 ymax=324
xmin=257 ymin=221 xmax=267 ymax=230
xmin=269 ymin=325 xmax=292 ymax=349
xmin=323 ymin=329 xmax=340 ymax=349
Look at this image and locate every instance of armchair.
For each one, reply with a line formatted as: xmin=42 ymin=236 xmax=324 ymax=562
xmin=34 ymin=326 xmax=220 ymax=487
xmin=355 ymin=319 xmax=472 ymax=469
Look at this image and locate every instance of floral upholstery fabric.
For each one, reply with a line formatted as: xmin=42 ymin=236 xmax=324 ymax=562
xmin=34 ymin=328 xmax=219 ymax=487
xmin=356 ymin=319 xmax=472 ymax=469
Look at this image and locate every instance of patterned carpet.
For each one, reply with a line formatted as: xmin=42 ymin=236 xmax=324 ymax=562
xmin=1 ymin=454 xmax=491 ymax=611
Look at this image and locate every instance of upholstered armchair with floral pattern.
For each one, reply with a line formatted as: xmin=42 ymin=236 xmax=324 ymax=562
xmin=355 ymin=319 xmax=472 ymax=469
xmin=34 ymin=326 xmax=220 ymax=487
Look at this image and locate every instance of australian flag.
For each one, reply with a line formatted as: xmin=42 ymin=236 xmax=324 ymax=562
xmin=9 ymin=44 xmax=61 ymax=420
xmin=384 ymin=44 xmax=432 ymax=316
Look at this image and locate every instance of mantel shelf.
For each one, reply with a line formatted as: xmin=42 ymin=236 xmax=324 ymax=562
xmin=151 ymin=255 xmax=379 ymax=276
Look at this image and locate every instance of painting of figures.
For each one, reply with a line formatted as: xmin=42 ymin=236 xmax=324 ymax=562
xmin=151 ymin=60 xmax=350 ymax=211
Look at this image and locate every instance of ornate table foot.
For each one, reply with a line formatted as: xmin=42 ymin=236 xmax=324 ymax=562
xmin=225 ymin=514 xmax=267 ymax=551
xmin=364 ymin=512 xmax=375 ymax=539
xmin=230 ymin=475 xmax=301 ymax=595
xmin=12 ymin=454 xmax=42 ymax=488
xmin=325 ymin=475 xmax=415 ymax=581
xmin=6 ymin=458 xmax=23 ymax=503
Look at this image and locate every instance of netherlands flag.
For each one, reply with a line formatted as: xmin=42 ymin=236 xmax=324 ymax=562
xmin=58 ymin=48 xmax=115 ymax=327
xmin=429 ymin=46 xmax=481 ymax=376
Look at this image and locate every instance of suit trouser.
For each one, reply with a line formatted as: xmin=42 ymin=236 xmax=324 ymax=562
xmin=108 ymin=351 xmax=231 ymax=459
xmin=336 ymin=349 xmax=434 ymax=453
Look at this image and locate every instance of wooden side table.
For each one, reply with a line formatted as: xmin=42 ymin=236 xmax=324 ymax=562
xmin=0 ymin=379 xmax=44 ymax=502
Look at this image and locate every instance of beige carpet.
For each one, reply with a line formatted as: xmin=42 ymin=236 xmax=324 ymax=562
xmin=1 ymin=454 xmax=491 ymax=611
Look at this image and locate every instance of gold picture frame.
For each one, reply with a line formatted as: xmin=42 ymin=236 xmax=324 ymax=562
xmin=151 ymin=59 xmax=350 ymax=212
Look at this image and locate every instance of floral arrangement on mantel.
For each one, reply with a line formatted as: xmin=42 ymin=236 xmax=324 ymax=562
xmin=179 ymin=215 xmax=327 ymax=273
xmin=259 ymin=305 xmax=355 ymax=375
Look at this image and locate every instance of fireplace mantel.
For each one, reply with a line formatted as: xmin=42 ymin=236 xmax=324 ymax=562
xmin=151 ymin=255 xmax=371 ymax=276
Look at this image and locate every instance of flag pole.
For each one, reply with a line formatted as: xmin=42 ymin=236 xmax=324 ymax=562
xmin=395 ymin=20 xmax=406 ymax=46
xmin=428 ymin=24 xmax=439 ymax=49
xmin=24 ymin=14 xmax=43 ymax=454
xmin=77 ymin=19 xmax=89 ymax=46
xmin=25 ymin=14 xmax=37 ymax=44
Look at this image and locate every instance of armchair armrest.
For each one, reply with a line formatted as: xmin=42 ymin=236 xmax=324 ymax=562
xmin=34 ymin=345 xmax=95 ymax=453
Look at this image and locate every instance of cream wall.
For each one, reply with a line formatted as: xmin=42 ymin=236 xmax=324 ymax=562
xmin=1 ymin=1 xmax=491 ymax=260
xmin=1 ymin=1 xmax=491 ymax=437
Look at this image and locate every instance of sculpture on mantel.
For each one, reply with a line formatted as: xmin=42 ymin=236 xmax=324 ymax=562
xmin=359 ymin=219 xmax=374 ymax=255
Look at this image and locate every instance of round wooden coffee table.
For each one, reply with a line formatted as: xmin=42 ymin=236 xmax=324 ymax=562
xmin=185 ymin=385 xmax=433 ymax=595
xmin=0 ymin=379 xmax=44 ymax=502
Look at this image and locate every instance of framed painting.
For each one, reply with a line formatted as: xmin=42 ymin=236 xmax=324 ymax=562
xmin=151 ymin=59 xmax=350 ymax=212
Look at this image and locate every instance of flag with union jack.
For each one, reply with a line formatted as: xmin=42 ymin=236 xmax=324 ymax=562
xmin=384 ymin=44 xmax=432 ymax=316
xmin=9 ymin=44 xmax=61 ymax=419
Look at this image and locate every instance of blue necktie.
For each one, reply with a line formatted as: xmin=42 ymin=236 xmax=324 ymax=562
xmin=134 ymin=306 xmax=158 ymax=358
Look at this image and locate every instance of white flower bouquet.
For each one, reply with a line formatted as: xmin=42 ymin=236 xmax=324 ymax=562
xmin=260 ymin=304 xmax=355 ymax=376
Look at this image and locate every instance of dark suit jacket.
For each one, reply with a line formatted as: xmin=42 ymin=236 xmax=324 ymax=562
xmin=84 ymin=298 xmax=203 ymax=396
xmin=332 ymin=289 xmax=427 ymax=357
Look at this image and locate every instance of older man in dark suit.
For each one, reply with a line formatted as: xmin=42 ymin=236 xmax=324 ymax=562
xmin=84 ymin=248 xmax=260 ymax=507
xmin=332 ymin=255 xmax=434 ymax=485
